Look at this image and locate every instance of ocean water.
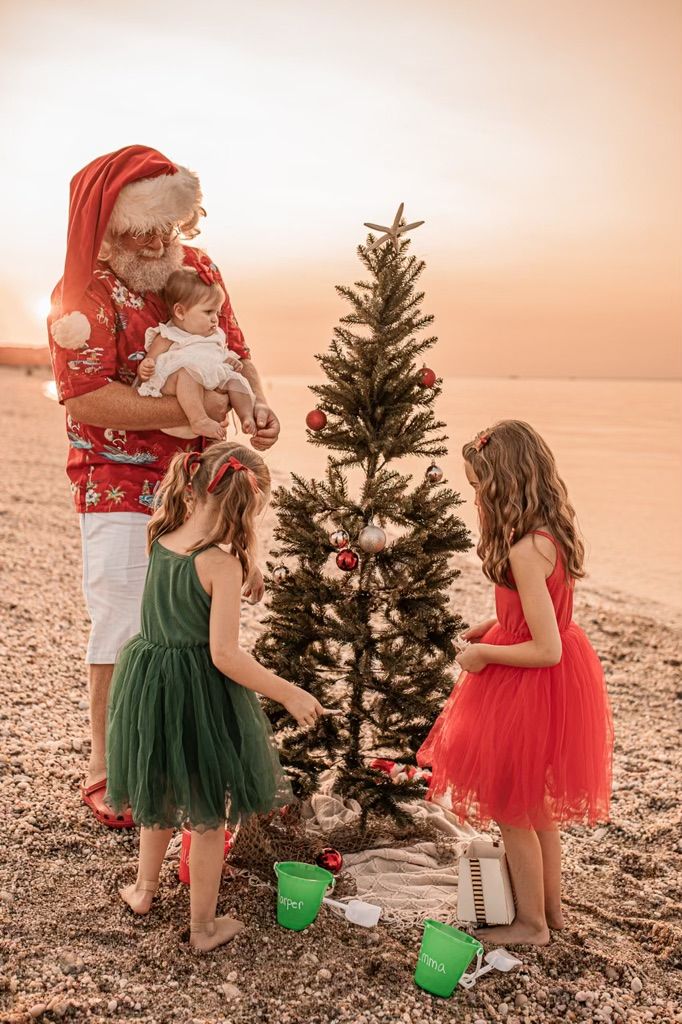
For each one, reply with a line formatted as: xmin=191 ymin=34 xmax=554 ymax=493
xmin=258 ymin=376 xmax=682 ymax=614
xmin=42 ymin=374 xmax=682 ymax=613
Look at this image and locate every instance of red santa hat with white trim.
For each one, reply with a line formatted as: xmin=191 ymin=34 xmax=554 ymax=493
xmin=50 ymin=144 xmax=202 ymax=349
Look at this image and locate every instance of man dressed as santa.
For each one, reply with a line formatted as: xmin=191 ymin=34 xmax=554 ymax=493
xmin=48 ymin=145 xmax=280 ymax=828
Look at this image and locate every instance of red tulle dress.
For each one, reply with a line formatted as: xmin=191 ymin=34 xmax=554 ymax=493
xmin=417 ymin=532 xmax=614 ymax=830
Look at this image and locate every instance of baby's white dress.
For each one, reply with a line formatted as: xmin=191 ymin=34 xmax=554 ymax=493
xmin=138 ymin=322 xmax=254 ymax=399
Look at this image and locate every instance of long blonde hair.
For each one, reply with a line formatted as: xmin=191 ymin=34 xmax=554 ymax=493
xmin=462 ymin=420 xmax=585 ymax=588
xmin=147 ymin=442 xmax=270 ymax=581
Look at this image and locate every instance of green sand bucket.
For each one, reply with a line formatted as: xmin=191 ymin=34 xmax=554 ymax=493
xmin=414 ymin=920 xmax=484 ymax=998
xmin=274 ymin=861 xmax=335 ymax=931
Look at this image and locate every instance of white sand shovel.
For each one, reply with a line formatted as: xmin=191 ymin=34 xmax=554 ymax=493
xmin=457 ymin=947 xmax=523 ymax=989
xmin=323 ymin=896 xmax=382 ymax=927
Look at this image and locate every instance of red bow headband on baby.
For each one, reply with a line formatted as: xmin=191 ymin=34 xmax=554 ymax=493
xmin=195 ymin=264 xmax=216 ymax=287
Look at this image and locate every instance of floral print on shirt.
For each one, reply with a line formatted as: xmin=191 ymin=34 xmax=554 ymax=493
xmin=48 ymin=246 xmax=249 ymax=514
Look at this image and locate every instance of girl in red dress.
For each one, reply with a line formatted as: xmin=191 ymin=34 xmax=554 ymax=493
xmin=418 ymin=420 xmax=614 ymax=946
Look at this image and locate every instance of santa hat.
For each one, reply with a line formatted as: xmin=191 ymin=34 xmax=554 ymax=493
xmin=51 ymin=144 xmax=202 ymax=349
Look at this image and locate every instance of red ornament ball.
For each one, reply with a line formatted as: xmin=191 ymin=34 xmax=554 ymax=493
xmin=316 ymin=847 xmax=343 ymax=874
xmin=306 ymin=409 xmax=327 ymax=431
xmin=419 ymin=366 xmax=437 ymax=388
xmin=336 ymin=548 xmax=359 ymax=572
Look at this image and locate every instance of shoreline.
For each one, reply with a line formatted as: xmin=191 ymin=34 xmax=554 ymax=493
xmin=11 ymin=364 xmax=682 ymax=623
xmin=1 ymin=365 xmax=681 ymax=1023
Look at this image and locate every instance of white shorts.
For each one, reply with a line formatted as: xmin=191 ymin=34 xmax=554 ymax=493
xmin=79 ymin=512 xmax=149 ymax=664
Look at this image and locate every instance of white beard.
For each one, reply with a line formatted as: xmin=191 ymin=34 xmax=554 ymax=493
xmin=107 ymin=238 xmax=185 ymax=294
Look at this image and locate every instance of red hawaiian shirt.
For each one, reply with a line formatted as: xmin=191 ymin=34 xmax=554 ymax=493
xmin=48 ymin=246 xmax=249 ymax=515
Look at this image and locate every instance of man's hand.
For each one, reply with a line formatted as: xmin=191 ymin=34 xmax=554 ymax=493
xmin=251 ymin=402 xmax=280 ymax=451
xmin=138 ymin=357 xmax=156 ymax=381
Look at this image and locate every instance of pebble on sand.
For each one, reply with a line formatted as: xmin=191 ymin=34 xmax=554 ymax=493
xmin=219 ymin=983 xmax=242 ymax=1000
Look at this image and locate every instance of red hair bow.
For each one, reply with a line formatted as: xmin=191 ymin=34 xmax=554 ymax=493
xmin=473 ymin=432 xmax=490 ymax=452
xmin=196 ymin=265 xmax=215 ymax=287
xmin=183 ymin=451 xmax=201 ymax=474
xmin=207 ymin=455 xmax=258 ymax=494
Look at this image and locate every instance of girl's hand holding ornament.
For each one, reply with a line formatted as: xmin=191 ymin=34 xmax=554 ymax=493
xmin=456 ymin=644 xmax=490 ymax=674
xmin=284 ymin=687 xmax=327 ymax=729
xmin=243 ymin=565 xmax=265 ymax=604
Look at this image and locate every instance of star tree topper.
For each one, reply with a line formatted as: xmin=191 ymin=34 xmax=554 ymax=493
xmin=364 ymin=202 xmax=424 ymax=252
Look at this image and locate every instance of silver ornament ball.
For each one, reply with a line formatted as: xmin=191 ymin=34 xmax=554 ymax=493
xmin=425 ymin=463 xmax=444 ymax=484
xmin=329 ymin=529 xmax=350 ymax=549
xmin=272 ymin=565 xmax=290 ymax=584
xmin=358 ymin=524 xmax=387 ymax=553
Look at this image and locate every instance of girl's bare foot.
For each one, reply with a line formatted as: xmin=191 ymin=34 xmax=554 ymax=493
xmin=190 ymin=916 xmax=245 ymax=952
xmin=474 ymin=919 xmax=550 ymax=946
xmin=546 ymin=908 xmax=565 ymax=929
xmin=119 ymin=880 xmax=157 ymax=915
xmin=239 ymin=415 xmax=256 ymax=436
xmin=190 ymin=416 xmax=226 ymax=440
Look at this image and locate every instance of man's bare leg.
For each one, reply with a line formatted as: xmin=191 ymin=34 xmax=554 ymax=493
xmin=227 ymin=390 xmax=256 ymax=435
xmin=173 ymin=370 xmax=225 ymax=440
xmin=86 ymin=663 xmax=114 ymax=787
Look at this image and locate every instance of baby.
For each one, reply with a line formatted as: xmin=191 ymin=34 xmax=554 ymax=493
xmin=138 ymin=267 xmax=255 ymax=440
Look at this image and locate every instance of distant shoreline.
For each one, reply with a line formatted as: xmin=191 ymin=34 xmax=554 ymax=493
xmin=5 ymin=364 xmax=681 ymax=625
xmin=1 ymin=348 xmax=681 ymax=383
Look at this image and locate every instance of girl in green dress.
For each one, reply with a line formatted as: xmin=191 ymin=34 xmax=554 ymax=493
xmin=106 ymin=441 xmax=325 ymax=951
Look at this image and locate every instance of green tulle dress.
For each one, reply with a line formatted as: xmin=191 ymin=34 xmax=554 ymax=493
xmin=106 ymin=540 xmax=292 ymax=830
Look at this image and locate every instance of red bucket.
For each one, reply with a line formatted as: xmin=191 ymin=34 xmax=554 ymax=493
xmin=178 ymin=827 xmax=233 ymax=885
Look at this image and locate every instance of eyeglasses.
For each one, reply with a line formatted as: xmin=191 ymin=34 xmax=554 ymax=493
xmin=128 ymin=226 xmax=181 ymax=247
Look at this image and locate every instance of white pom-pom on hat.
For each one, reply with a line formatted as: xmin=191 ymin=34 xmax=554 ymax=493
xmin=51 ymin=311 xmax=91 ymax=349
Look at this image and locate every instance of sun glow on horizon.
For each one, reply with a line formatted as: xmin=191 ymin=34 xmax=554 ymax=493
xmin=1 ymin=0 xmax=680 ymax=377
xmin=32 ymin=295 xmax=52 ymax=324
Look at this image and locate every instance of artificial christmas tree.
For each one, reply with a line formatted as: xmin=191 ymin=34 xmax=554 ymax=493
xmin=255 ymin=206 xmax=471 ymax=823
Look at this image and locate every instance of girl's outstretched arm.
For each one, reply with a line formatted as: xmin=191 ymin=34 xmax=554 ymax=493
xmin=203 ymin=548 xmax=324 ymax=727
xmin=457 ymin=538 xmax=562 ymax=672
xmin=461 ymin=617 xmax=498 ymax=642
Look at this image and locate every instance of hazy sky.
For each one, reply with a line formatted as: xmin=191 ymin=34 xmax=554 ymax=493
xmin=1 ymin=0 xmax=680 ymax=377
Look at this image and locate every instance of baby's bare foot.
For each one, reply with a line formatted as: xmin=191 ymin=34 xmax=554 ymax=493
xmin=474 ymin=919 xmax=550 ymax=946
xmin=190 ymin=916 xmax=245 ymax=952
xmin=190 ymin=417 xmax=226 ymax=440
xmin=119 ymin=881 xmax=157 ymax=915
xmin=240 ymin=415 xmax=256 ymax=436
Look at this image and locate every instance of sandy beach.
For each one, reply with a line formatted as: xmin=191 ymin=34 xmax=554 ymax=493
xmin=1 ymin=365 xmax=680 ymax=1024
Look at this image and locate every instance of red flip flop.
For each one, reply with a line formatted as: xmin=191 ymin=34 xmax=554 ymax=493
xmin=80 ymin=778 xmax=135 ymax=829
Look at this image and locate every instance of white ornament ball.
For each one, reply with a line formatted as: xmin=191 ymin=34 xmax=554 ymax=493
xmin=272 ymin=565 xmax=290 ymax=584
xmin=425 ymin=463 xmax=444 ymax=484
xmin=329 ymin=529 xmax=350 ymax=549
xmin=358 ymin=524 xmax=386 ymax=553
